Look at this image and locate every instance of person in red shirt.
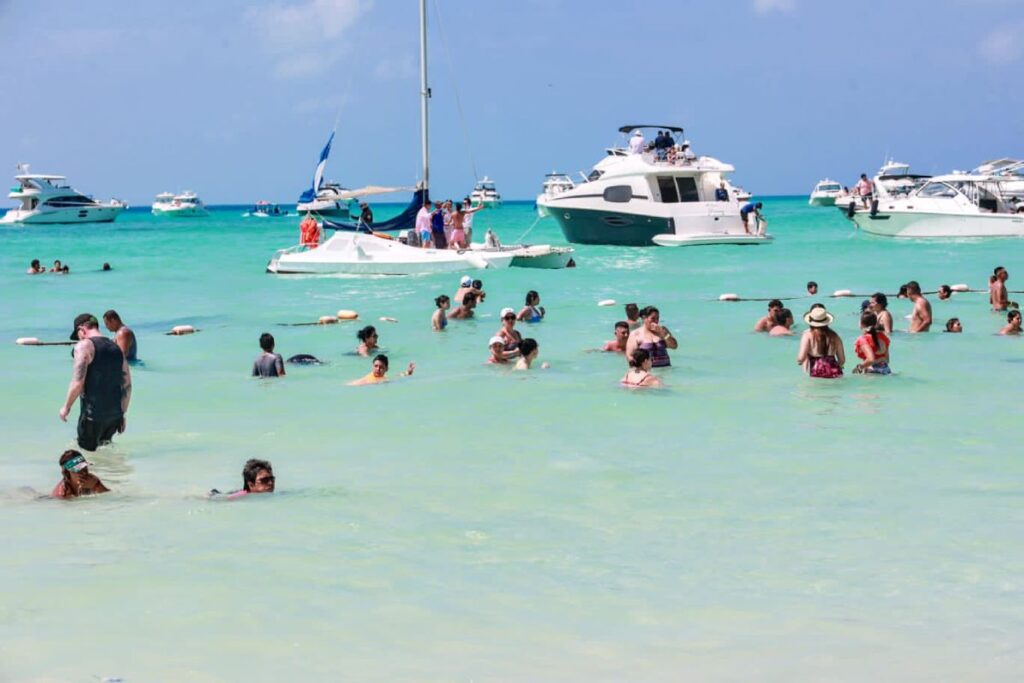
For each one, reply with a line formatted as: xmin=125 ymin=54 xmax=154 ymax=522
xmin=853 ymin=312 xmax=891 ymax=374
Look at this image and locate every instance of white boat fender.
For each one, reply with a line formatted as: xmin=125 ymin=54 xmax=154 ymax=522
xmin=719 ymin=293 xmax=740 ymax=302
xmin=318 ymin=315 xmax=338 ymax=325
xmin=951 ymin=284 xmax=970 ymax=292
xmin=380 ymin=316 xmax=398 ymax=323
xmin=16 ymin=337 xmax=40 ymax=345
xmin=597 ymin=299 xmax=616 ymax=307
xmin=336 ymin=310 xmax=359 ymax=320
xmin=466 ymin=254 xmax=489 ymax=269
xmin=832 ymin=289 xmax=854 ymax=298
xmin=168 ymin=325 xmax=196 ymax=335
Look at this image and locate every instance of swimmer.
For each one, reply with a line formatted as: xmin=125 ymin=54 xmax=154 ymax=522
xmin=496 ymin=307 xmax=523 ymax=356
xmin=453 ymin=275 xmax=474 ymax=308
xmin=937 ymin=284 xmax=952 ymax=301
xmin=797 ymin=306 xmax=845 ymax=378
xmin=991 ymin=266 xmax=1017 ymax=311
xmin=103 ymin=310 xmax=138 ymax=363
xmin=349 ymin=354 xmax=414 ymax=385
xmin=472 ymin=279 xmax=486 ymax=302
xmin=852 ymin=312 xmax=891 ymax=374
xmin=945 ymin=317 xmax=962 ymax=333
xmin=487 ymin=336 xmax=510 ymax=364
xmin=102 ymin=263 xmax=112 ymax=271
xmin=626 ymin=306 xmax=677 ymax=367
xmin=602 ymin=321 xmax=630 ymax=353
xmin=52 ymin=450 xmax=109 ymax=499
xmin=60 ymin=265 xmax=70 ymax=275
xmin=50 ymin=259 xmax=62 ymax=273
xmin=27 ymin=259 xmax=45 ymax=275
xmin=621 ymin=348 xmax=662 ymax=388
xmin=287 ymin=353 xmax=322 ymax=365
xmin=624 ymin=303 xmax=641 ymax=330
xmin=806 ymin=281 xmax=818 ymax=296
xmin=754 ymin=299 xmax=784 ymax=333
xmin=869 ymin=292 xmax=893 ymax=334
xmin=768 ymin=308 xmax=795 ymax=336
xmin=356 ymin=325 xmax=379 ymax=356
xmin=253 ymin=332 xmax=285 ymax=377
xmin=210 ymin=458 xmax=276 ymax=498
xmin=449 ymin=292 xmax=477 ymax=320
xmin=906 ymin=282 xmax=932 ymax=333
xmin=515 ymin=338 xmax=542 ymax=370
xmin=999 ymin=310 xmax=1022 ymax=336
xmin=517 ymin=290 xmax=545 ymax=323
xmin=432 ymin=295 xmax=450 ymax=331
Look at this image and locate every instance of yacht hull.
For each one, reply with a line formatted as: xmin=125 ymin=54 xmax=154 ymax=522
xmin=808 ymin=195 xmax=837 ymax=207
xmin=851 ymin=210 xmax=1024 ymax=238
xmin=152 ymin=207 xmax=209 ymax=218
xmin=549 ymin=206 xmax=672 ymax=246
xmin=0 ymin=206 xmax=124 ymax=225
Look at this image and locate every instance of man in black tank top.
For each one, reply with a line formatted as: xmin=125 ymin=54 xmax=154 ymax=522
xmin=59 ymin=313 xmax=133 ymax=451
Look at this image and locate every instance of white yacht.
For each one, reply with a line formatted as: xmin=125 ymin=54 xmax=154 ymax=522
xmin=845 ymin=173 xmax=1024 ymax=238
xmin=536 ymin=173 xmax=575 ymax=217
xmin=835 ymin=159 xmax=932 ymax=214
xmin=469 ymin=176 xmax=501 ymax=207
xmin=808 ymin=178 xmax=843 ymax=206
xmin=538 ymin=125 xmax=769 ymax=247
xmin=972 ymin=158 xmax=1024 ymax=200
xmin=0 ymin=166 xmax=125 ymax=225
xmin=152 ymin=191 xmax=209 ymax=217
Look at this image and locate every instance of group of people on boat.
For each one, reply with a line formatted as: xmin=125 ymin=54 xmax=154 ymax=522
xmin=411 ymin=197 xmax=485 ymax=250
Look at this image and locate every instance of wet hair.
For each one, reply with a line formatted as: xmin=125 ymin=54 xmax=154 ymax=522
xmin=629 ymin=348 xmax=651 ymax=368
xmin=62 ymin=265 xmax=69 ymax=273
xmin=625 ymin=303 xmax=639 ymax=318
xmin=102 ymin=263 xmax=111 ymax=271
xmin=372 ymin=354 xmax=389 ymax=370
xmin=897 ymin=284 xmax=909 ymax=298
xmin=614 ymin=321 xmax=629 ymax=332
xmin=472 ymin=279 xmax=483 ymax=290
xmin=357 ymin=325 xmax=377 ymax=342
xmin=643 ymin=306 xmax=660 ymax=319
xmin=637 ymin=306 xmax=652 ymax=319
xmin=525 ymin=290 xmax=540 ymax=305
xmin=861 ymin=311 xmax=880 ymax=350
xmin=435 ymin=294 xmax=449 ymax=307
xmin=30 ymin=259 xmax=40 ymax=268
xmin=1009 ymin=310 xmax=1022 ymax=323
xmin=519 ymin=338 xmax=538 ymax=358
xmin=905 ymin=281 xmax=921 ymax=295
xmin=774 ymin=308 xmax=792 ymax=326
xmin=806 ymin=281 xmax=817 ymax=291
xmin=945 ymin=317 xmax=960 ymax=332
xmin=871 ymin=292 xmax=888 ymax=309
xmin=939 ymin=284 xmax=952 ymax=297
xmin=259 ymin=332 xmax=275 ymax=352
xmin=102 ymin=309 xmax=121 ymax=322
xmin=462 ymin=292 xmax=477 ymax=306
xmin=242 ymin=458 xmax=273 ymax=491
xmin=995 ymin=266 xmax=1006 ymax=276
xmin=768 ymin=299 xmax=782 ymax=310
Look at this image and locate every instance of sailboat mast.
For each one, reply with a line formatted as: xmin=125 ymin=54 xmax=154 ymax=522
xmin=419 ymin=0 xmax=430 ymax=194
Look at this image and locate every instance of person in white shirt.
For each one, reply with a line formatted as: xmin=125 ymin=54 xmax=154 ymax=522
xmin=627 ymin=130 xmax=644 ymax=155
xmin=680 ymin=140 xmax=696 ymax=163
xmin=415 ymin=200 xmax=432 ymax=248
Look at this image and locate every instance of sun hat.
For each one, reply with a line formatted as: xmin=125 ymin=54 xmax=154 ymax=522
xmin=500 ymin=307 xmax=516 ymax=318
xmin=804 ymin=307 xmax=834 ymax=327
xmin=61 ymin=452 xmax=90 ymax=473
xmin=460 ymin=275 xmax=472 ymax=286
xmin=488 ymin=336 xmax=505 ymax=347
xmin=70 ymin=313 xmax=98 ymax=340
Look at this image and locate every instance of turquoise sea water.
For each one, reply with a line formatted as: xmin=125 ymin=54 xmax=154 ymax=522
xmin=1 ymin=200 xmax=1022 ymax=681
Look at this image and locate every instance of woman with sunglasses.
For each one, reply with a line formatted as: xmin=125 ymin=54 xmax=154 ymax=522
xmin=496 ymin=307 xmax=523 ymax=356
xmin=210 ymin=459 xmax=276 ymax=498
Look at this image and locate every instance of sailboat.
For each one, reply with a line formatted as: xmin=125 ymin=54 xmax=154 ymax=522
xmin=268 ymin=0 xmax=514 ymax=275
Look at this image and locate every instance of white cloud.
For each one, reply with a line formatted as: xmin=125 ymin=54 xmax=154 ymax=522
xmin=979 ymin=23 xmax=1024 ymax=64
xmin=753 ymin=0 xmax=795 ymax=13
xmin=245 ymin=0 xmax=373 ymax=78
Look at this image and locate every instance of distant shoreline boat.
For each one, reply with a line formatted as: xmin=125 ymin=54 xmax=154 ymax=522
xmin=470 ymin=176 xmax=501 ymax=208
xmin=152 ymin=191 xmax=209 ymax=218
xmin=0 ymin=164 xmax=125 ymax=225
xmin=808 ymin=178 xmax=842 ymax=206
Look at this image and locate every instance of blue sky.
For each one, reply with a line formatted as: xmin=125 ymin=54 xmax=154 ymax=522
xmin=1 ymin=0 xmax=1022 ymax=203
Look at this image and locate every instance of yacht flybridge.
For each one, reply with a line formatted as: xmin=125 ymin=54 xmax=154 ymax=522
xmin=0 ymin=166 xmax=125 ymax=225
xmin=538 ymin=125 xmax=769 ymax=247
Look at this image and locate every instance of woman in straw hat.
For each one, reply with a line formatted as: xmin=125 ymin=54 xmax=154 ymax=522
xmin=796 ymin=305 xmax=845 ymax=378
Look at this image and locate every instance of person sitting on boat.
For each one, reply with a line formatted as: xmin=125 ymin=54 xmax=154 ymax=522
xmin=358 ymin=202 xmax=374 ymax=232
xmin=299 ymin=212 xmax=321 ymax=248
xmin=739 ymin=201 xmax=763 ymax=235
xmin=602 ymin=321 xmax=630 ymax=354
xmin=517 ymin=290 xmax=545 ymax=323
xmin=349 ymin=354 xmax=414 ymax=385
xmin=356 ymin=325 xmax=379 ymax=357
xmin=626 ymin=306 xmax=677 ymax=368
xmin=415 ymin=200 xmax=433 ymax=248
xmin=627 ymin=129 xmax=644 ymax=155
xmin=432 ymin=295 xmax=450 ymax=331
xmin=714 ymin=181 xmax=729 ymax=202
xmin=449 ymin=292 xmax=477 ymax=320
xmin=852 ymin=312 xmax=891 ymax=374
xmin=679 ymin=140 xmax=696 ymax=163
xmin=496 ymin=307 xmax=523 ymax=356
xmin=621 ymin=348 xmax=662 ymax=388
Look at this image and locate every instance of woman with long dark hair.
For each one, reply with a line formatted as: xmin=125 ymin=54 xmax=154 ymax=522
xmin=853 ymin=311 xmax=891 ymax=374
xmin=796 ymin=305 xmax=845 ymax=378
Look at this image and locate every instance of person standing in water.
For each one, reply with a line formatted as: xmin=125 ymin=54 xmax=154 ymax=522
xmin=797 ymin=306 xmax=845 ymax=378
xmin=103 ymin=310 xmax=138 ymax=364
xmin=449 ymin=292 xmax=477 ymax=320
xmin=621 ymin=348 xmax=662 ymax=388
xmin=869 ymin=292 xmax=894 ymax=334
xmin=602 ymin=321 xmax=630 ymax=353
xmin=991 ymin=266 xmax=1016 ymax=311
xmin=624 ymin=303 xmax=642 ymax=330
xmin=999 ymin=310 xmax=1022 ymax=336
xmin=853 ymin=312 xmax=891 ymax=374
xmin=754 ymin=299 xmax=783 ymax=333
xmin=517 ymin=290 xmax=545 ymax=323
xmin=432 ymin=295 xmax=450 ymax=331
xmin=514 ymin=338 xmax=540 ymax=370
xmin=27 ymin=259 xmax=45 ymax=274
xmin=356 ymin=326 xmax=379 ymax=356
xmin=59 ymin=313 xmax=131 ymax=451
xmin=252 ymin=333 xmax=285 ymax=378
xmin=906 ymin=282 xmax=932 ymax=333
xmin=51 ymin=450 xmax=109 ymax=499
xmin=625 ymin=306 xmax=677 ymax=367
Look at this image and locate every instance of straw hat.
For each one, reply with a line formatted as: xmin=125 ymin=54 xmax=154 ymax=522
xmin=803 ymin=307 xmax=834 ymax=327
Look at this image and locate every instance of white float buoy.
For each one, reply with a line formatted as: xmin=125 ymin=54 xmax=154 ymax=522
xmin=951 ymin=283 xmax=969 ymax=292
xmin=597 ymin=299 xmax=616 ymax=307
xmin=832 ymin=289 xmax=853 ymax=298
xmin=719 ymin=293 xmax=740 ymax=302
xmin=379 ymin=316 xmax=398 ymax=323
xmin=318 ymin=315 xmax=338 ymax=325
xmin=169 ymin=325 xmax=196 ymax=335
xmin=337 ymin=309 xmax=359 ymax=320
xmin=15 ymin=337 xmax=40 ymax=346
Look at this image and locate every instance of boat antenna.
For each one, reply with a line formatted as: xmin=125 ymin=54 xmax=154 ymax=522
xmin=420 ymin=0 xmax=430 ymax=194
xmin=431 ymin=0 xmax=480 ymax=183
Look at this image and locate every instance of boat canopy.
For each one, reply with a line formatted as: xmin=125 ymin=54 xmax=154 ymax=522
xmin=618 ymin=125 xmax=684 ymax=134
xmin=15 ymin=174 xmax=67 ymax=181
xmin=322 ymin=187 xmax=428 ymax=233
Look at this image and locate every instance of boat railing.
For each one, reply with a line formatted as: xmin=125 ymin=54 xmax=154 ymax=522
xmin=271 ymin=243 xmax=317 ymax=259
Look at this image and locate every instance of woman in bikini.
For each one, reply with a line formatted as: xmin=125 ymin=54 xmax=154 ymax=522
xmin=621 ymin=348 xmax=662 ymax=388
xmin=432 ymin=295 xmax=450 ymax=331
xmin=356 ymin=325 xmax=379 ymax=357
xmin=517 ymin=290 xmax=545 ymax=323
xmin=496 ymin=307 xmax=523 ymax=356
xmin=796 ymin=305 xmax=845 ymax=378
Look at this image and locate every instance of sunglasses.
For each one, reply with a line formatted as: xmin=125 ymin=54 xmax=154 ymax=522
xmin=503 ymin=315 xmax=516 ymax=320
xmin=256 ymin=476 xmax=275 ymax=485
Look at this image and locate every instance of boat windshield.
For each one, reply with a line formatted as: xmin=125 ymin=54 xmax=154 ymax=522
xmin=917 ymin=182 xmax=959 ymax=198
xmin=818 ymin=184 xmax=841 ymax=192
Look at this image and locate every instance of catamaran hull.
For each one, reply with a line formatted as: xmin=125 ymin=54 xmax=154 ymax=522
xmin=0 ymin=206 xmax=124 ymax=225
xmin=851 ymin=210 xmax=1024 ymax=238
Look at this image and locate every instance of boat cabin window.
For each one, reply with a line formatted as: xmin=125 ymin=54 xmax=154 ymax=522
xmin=917 ymin=182 xmax=958 ymax=199
xmin=603 ymin=185 xmax=633 ymax=203
xmin=588 ymin=169 xmax=604 ymax=182
xmin=44 ymin=195 xmax=95 ymax=207
xmin=676 ymin=176 xmax=700 ymax=202
xmin=656 ymin=177 xmax=679 ymax=203
xmin=819 ymin=184 xmax=841 ymax=192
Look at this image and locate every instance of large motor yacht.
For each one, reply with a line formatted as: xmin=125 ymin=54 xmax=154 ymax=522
xmin=469 ymin=176 xmax=502 ymax=208
xmin=152 ymin=191 xmax=209 ymax=217
xmin=0 ymin=166 xmax=125 ymax=225
xmin=539 ymin=125 xmax=768 ymax=246
xmin=844 ymin=173 xmax=1024 ymax=238
xmin=536 ymin=173 xmax=575 ymax=217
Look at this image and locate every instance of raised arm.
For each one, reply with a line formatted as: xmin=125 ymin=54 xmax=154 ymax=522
xmin=60 ymin=341 xmax=94 ymax=421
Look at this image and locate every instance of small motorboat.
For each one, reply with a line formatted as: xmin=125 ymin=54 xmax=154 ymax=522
xmin=808 ymin=178 xmax=842 ymax=206
xmin=245 ymin=200 xmax=290 ymax=218
xmin=468 ymin=229 xmax=576 ymax=268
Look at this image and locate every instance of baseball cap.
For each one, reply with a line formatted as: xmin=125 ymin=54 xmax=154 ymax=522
xmin=70 ymin=313 xmax=98 ymax=340
xmin=488 ymin=335 xmax=505 ymax=347
xmin=460 ymin=275 xmax=472 ymax=286
xmin=500 ymin=307 xmax=516 ymax=318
